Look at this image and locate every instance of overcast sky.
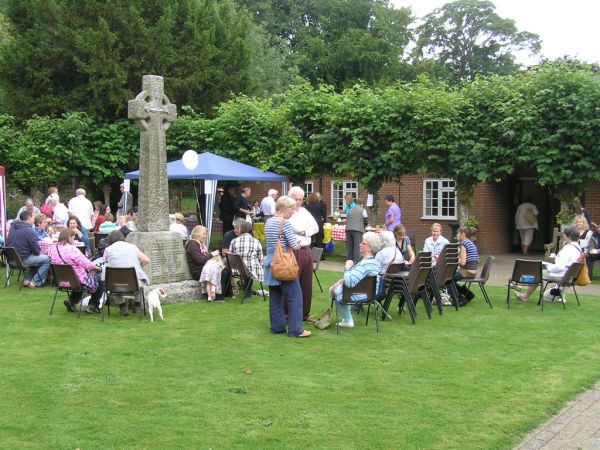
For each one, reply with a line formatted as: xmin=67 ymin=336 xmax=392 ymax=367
xmin=390 ymin=0 xmax=599 ymax=64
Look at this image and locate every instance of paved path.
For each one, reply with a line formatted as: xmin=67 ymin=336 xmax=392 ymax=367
xmin=319 ymin=252 xmax=600 ymax=449
xmin=515 ymin=381 xmax=600 ymax=450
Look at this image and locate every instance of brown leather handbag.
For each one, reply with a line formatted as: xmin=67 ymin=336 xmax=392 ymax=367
xmin=271 ymin=220 xmax=299 ymax=281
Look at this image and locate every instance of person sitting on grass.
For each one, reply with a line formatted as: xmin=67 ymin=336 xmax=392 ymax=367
xmin=330 ymin=231 xmax=382 ymax=329
xmin=515 ymin=225 xmax=582 ymax=302
xmin=49 ymin=228 xmax=103 ymax=314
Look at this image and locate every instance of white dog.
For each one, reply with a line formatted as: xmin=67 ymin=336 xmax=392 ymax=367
xmin=146 ymin=288 xmax=166 ymax=322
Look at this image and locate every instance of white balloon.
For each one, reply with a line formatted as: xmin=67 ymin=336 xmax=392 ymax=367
xmin=182 ymin=149 xmax=199 ymax=171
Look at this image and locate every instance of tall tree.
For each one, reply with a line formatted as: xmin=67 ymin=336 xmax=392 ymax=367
xmin=414 ymin=0 xmax=541 ymax=84
xmin=0 ymin=0 xmax=265 ymax=119
xmin=239 ymin=0 xmax=413 ymax=89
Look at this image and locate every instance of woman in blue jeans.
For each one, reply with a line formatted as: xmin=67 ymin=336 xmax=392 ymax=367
xmin=263 ymin=196 xmax=311 ymax=338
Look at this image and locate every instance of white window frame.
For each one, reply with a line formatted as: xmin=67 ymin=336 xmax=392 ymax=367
xmin=422 ymin=178 xmax=457 ymax=220
xmin=304 ymin=181 xmax=314 ymax=197
xmin=331 ymin=180 xmax=359 ymax=216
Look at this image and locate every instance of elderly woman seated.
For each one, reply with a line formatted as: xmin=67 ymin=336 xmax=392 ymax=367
xmin=329 ymin=231 xmax=382 ymax=328
xmin=375 ymin=230 xmax=405 ymax=272
xmin=516 ymin=225 xmax=582 ymax=302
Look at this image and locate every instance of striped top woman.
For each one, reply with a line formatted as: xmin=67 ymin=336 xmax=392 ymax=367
xmin=456 ymin=227 xmax=479 ymax=280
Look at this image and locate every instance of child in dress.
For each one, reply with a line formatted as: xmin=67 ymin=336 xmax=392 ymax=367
xmin=201 ymin=253 xmax=225 ymax=301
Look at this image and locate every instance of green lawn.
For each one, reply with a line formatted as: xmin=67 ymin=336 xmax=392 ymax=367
xmin=1 ymin=270 xmax=599 ymax=449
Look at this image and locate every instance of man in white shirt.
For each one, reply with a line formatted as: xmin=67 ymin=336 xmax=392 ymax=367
xmin=288 ymin=186 xmax=319 ymax=323
xmin=260 ymin=189 xmax=278 ymax=220
xmin=68 ymin=188 xmax=94 ymax=230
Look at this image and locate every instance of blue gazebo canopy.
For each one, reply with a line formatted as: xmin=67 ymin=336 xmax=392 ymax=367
xmin=124 ymin=151 xmax=287 ymax=182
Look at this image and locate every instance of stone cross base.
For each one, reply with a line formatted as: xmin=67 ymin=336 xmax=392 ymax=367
xmin=126 ymin=231 xmax=191 ymax=284
xmin=142 ymin=280 xmax=204 ymax=304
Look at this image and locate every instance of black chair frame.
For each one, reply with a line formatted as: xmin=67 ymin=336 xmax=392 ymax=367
xmin=226 ymin=253 xmax=266 ymax=303
xmin=103 ymin=266 xmax=146 ymax=321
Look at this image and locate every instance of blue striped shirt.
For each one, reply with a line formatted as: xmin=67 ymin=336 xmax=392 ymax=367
xmin=462 ymin=239 xmax=479 ymax=268
xmin=334 ymin=257 xmax=381 ymax=303
xmin=263 ymin=217 xmax=298 ymax=286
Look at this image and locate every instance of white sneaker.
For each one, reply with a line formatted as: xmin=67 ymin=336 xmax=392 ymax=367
xmin=337 ymin=320 xmax=355 ymax=328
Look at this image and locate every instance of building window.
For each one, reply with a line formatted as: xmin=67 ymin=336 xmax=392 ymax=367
xmin=304 ymin=181 xmax=314 ymax=197
xmin=331 ymin=180 xmax=358 ymax=215
xmin=423 ymin=179 xmax=456 ymax=219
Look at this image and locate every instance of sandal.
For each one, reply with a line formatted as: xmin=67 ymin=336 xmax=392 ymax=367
xmin=305 ymin=316 xmax=318 ymax=324
xmin=296 ymin=330 xmax=311 ymax=338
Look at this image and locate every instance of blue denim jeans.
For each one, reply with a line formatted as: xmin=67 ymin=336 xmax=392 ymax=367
xmin=24 ymin=254 xmax=51 ymax=286
xmin=269 ymin=279 xmax=304 ymax=337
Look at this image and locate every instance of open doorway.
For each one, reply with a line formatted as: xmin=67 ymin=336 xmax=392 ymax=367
xmin=511 ymin=178 xmax=557 ymax=252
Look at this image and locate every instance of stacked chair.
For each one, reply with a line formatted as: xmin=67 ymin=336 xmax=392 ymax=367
xmin=382 ymin=252 xmax=434 ymax=324
xmin=429 ymin=242 xmax=461 ymax=311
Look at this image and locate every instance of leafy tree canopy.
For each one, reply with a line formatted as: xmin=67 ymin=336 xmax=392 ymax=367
xmin=239 ymin=0 xmax=413 ymax=89
xmin=0 ymin=0 xmax=281 ymax=119
xmin=414 ymin=0 xmax=541 ymax=84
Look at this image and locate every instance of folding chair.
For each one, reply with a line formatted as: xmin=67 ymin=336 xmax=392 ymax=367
xmin=331 ymin=275 xmax=384 ymax=334
xmin=311 ymin=247 xmax=324 ymax=292
xmin=461 ymin=256 xmax=495 ymax=308
xmin=226 ymin=253 xmax=266 ymax=303
xmin=49 ymin=264 xmax=87 ymax=317
xmin=103 ymin=267 xmax=145 ymax=321
xmin=539 ymin=262 xmax=583 ymax=311
xmin=3 ymin=247 xmax=42 ymax=289
xmin=507 ymin=259 xmax=543 ymax=308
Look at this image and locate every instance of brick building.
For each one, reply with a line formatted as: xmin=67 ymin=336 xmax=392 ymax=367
xmin=245 ymin=176 xmax=600 ymax=255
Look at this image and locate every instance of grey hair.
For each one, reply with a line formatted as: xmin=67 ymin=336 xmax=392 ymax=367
xmin=288 ymin=185 xmax=305 ymax=198
xmin=275 ymin=195 xmax=295 ymax=213
xmin=232 ymin=217 xmax=246 ymax=229
xmin=268 ymin=189 xmax=278 ymax=196
xmin=379 ymin=230 xmax=395 ymax=249
xmin=362 ymin=231 xmax=382 ymax=254
xmin=76 ymin=188 xmax=86 ymax=196
xmin=563 ymin=225 xmax=580 ymax=242
xmin=25 ymin=198 xmax=34 ymax=205
xmin=241 ymin=187 xmax=251 ymax=195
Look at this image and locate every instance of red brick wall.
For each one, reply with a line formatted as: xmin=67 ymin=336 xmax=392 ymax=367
xmin=585 ymin=181 xmax=600 ymax=224
xmin=247 ymin=176 xmax=598 ymax=255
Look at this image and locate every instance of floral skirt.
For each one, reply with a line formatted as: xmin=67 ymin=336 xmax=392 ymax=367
xmin=199 ymin=259 xmax=224 ymax=294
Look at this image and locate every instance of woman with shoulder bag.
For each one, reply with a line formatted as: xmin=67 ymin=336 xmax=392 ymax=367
xmin=263 ymin=196 xmax=311 ymax=338
xmin=49 ymin=228 xmax=104 ymax=314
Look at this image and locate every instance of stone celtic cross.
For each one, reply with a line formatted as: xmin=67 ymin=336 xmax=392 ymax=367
xmin=128 ymin=75 xmax=177 ymax=232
